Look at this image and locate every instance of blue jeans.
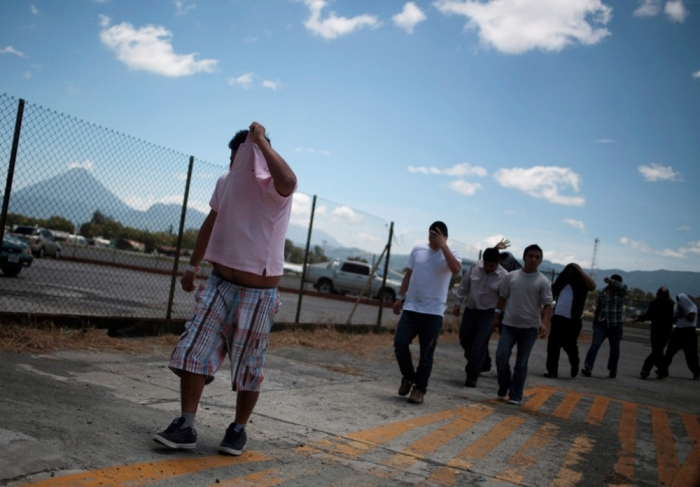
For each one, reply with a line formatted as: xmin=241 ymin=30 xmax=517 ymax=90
xmin=459 ymin=308 xmax=496 ymax=380
xmin=496 ymin=325 xmax=538 ymax=402
xmin=394 ymin=310 xmax=443 ymax=394
xmin=584 ymin=321 xmax=622 ymax=373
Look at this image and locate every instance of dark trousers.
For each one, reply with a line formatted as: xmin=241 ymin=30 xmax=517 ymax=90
xmin=665 ymin=327 xmax=700 ymax=375
xmin=459 ymin=308 xmax=496 ymax=380
xmin=495 ymin=325 xmax=538 ymax=402
xmin=641 ymin=327 xmax=671 ymax=375
xmin=394 ymin=310 xmax=443 ymax=394
xmin=546 ymin=315 xmax=582 ymax=375
xmin=584 ymin=321 xmax=623 ymax=373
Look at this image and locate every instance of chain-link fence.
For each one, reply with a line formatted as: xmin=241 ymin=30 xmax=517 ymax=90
xmin=0 ymin=95 xmax=405 ymax=325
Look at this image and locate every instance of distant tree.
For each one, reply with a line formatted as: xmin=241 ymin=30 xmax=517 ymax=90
xmin=44 ymin=215 xmax=75 ymax=233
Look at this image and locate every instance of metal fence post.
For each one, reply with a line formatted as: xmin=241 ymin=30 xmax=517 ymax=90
xmin=295 ymin=195 xmax=316 ymax=324
xmin=166 ymin=155 xmax=194 ymax=320
xmin=0 ymin=99 xmax=25 ymax=243
xmin=377 ymin=221 xmax=394 ymax=326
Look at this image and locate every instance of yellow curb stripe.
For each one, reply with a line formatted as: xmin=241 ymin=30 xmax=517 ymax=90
xmin=521 ymin=386 xmax=556 ymax=412
xmin=496 ymin=422 xmax=559 ymax=484
xmin=552 ymin=392 xmax=583 ymax=420
xmin=586 ymin=396 xmax=609 ymax=426
xmin=672 ymin=414 xmax=700 ymax=487
xmin=551 ymin=435 xmax=595 ymax=487
xmin=418 ymin=466 xmax=460 ymax=487
xmin=447 ymin=415 xmax=527 ymax=471
xmin=611 ymin=401 xmax=637 ymax=486
xmin=652 ymin=407 xmax=680 ymax=486
xmin=23 ymin=453 xmax=273 ymax=487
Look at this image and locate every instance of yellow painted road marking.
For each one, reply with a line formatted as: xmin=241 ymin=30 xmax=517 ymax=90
xmin=551 ymin=435 xmax=595 ymax=487
xmin=382 ymin=405 xmax=494 ymax=470
xmin=552 ymin=391 xmax=583 ymax=420
xmin=447 ymin=415 xmax=527 ymax=471
xmin=521 ymin=386 xmax=556 ymax=412
xmin=586 ymin=396 xmax=609 ymax=426
xmin=417 ymin=466 xmax=460 ymax=487
xmin=610 ymin=401 xmax=637 ymax=487
xmin=496 ymin=422 xmax=559 ymax=484
xmin=652 ymin=407 xmax=680 ymax=486
xmin=24 ymin=453 xmax=273 ymax=487
xmin=672 ymin=414 xmax=700 ymax=487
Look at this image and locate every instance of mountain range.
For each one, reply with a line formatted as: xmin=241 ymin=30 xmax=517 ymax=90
xmin=5 ymin=168 xmax=700 ymax=296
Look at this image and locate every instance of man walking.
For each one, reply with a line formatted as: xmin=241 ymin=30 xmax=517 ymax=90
xmin=452 ymin=246 xmax=507 ymax=388
xmin=663 ymin=293 xmax=699 ymax=380
xmin=492 ymin=244 xmax=553 ymax=405
xmin=581 ymin=275 xmax=628 ymax=378
xmin=544 ymin=263 xmax=596 ymax=378
xmin=631 ymin=287 xmax=674 ymax=379
xmin=393 ymin=221 xmax=462 ymax=405
xmin=153 ymin=122 xmax=297 ymax=455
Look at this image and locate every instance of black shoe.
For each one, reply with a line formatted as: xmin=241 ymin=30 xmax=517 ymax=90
xmin=581 ymin=368 xmax=591 ymax=377
xmin=219 ymin=422 xmax=247 ymax=456
xmin=609 ymin=371 xmax=617 ymax=379
xmin=657 ymin=371 xmax=669 ymax=379
xmin=153 ymin=417 xmax=197 ymax=449
xmin=640 ymin=371 xmax=649 ymax=380
xmin=571 ymin=364 xmax=579 ymax=378
xmin=543 ymin=372 xmax=558 ymax=379
xmin=398 ymin=377 xmax=412 ymax=396
xmin=693 ymin=373 xmax=699 ymax=381
xmin=481 ymin=361 xmax=492 ymax=373
xmin=465 ymin=379 xmax=477 ymax=388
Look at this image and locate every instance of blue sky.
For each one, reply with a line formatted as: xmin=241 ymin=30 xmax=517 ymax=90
xmin=1 ymin=0 xmax=699 ymax=272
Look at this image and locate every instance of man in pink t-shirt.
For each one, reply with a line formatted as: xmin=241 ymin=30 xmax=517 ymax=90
xmin=154 ymin=121 xmax=297 ymax=456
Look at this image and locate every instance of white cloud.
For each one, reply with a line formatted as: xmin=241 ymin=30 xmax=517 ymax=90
xmin=393 ymin=2 xmax=427 ymax=34
xmin=303 ymin=0 xmax=380 ymax=39
xmin=99 ymin=16 xmax=217 ymax=77
xmin=228 ymin=73 xmax=255 ymax=89
xmin=1 ymin=46 xmax=26 ymax=57
xmin=493 ymin=166 xmax=585 ymax=206
xmin=174 ymin=0 xmax=196 ymax=16
xmin=448 ymin=179 xmax=481 ymax=195
xmin=595 ymin=138 xmax=616 ymax=143
xmin=564 ymin=218 xmax=585 ymax=233
xmin=356 ymin=232 xmax=382 ymax=243
xmin=175 ymin=172 xmax=215 ymax=181
xmin=408 ymin=162 xmax=488 ymax=177
xmin=65 ymin=82 xmax=82 ymax=96
xmin=30 ymin=4 xmax=38 ymax=14
xmin=123 ymin=194 xmax=209 ymax=214
xmin=620 ymin=237 xmax=652 ymax=253
xmin=633 ymin=0 xmax=662 ymax=17
xmin=332 ymin=206 xmax=364 ymax=223
xmin=544 ymin=250 xmax=580 ymax=266
xmin=659 ymin=248 xmax=686 ymax=258
xmin=665 ymin=0 xmax=688 ymax=22
xmin=24 ymin=71 xmax=32 ymax=79
xmin=692 ymin=70 xmax=700 ymax=79
xmin=262 ymin=79 xmax=284 ymax=90
xmin=678 ymin=226 xmax=690 ymax=231
xmin=433 ymin=0 xmax=612 ymax=54
xmin=295 ymin=147 xmax=331 ymax=156
xmin=637 ymin=163 xmax=681 ymax=182
xmin=68 ymin=160 xmax=95 ymax=171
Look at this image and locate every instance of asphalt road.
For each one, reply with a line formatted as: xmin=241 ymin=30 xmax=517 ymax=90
xmin=0 ymin=258 xmax=398 ymax=326
xmin=1 ymin=326 xmax=698 ymax=486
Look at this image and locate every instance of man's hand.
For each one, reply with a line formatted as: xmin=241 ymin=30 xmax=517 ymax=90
xmin=538 ymin=323 xmax=548 ymax=339
xmin=495 ymin=238 xmax=511 ymax=250
xmin=453 ymin=305 xmax=460 ymax=317
xmin=492 ymin=315 xmax=501 ymax=334
xmin=429 ymin=228 xmax=448 ymax=249
xmin=249 ymin=121 xmax=269 ymax=147
xmin=393 ymin=298 xmax=403 ymax=315
xmin=181 ymin=270 xmax=196 ymax=292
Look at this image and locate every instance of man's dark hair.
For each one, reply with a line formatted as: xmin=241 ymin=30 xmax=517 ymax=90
xmin=429 ymin=221 xmax=448 ymax=237
xmin=228 ymin=129 xmax=271 ymax=152
xmin=610 ymin=274 xmax=623 ymax=283
xmin=522 ymin=244 xmax=542 ymax=260
xmin=483 ymin=247 xmax=500 ymax=263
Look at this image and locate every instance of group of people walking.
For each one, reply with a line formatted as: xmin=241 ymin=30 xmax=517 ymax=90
xmin=392 ymin=227 xmax=700 ymax=406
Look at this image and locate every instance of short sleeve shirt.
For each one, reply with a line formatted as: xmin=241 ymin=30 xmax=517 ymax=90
xmin=404 ymin=244 xmax=460 ymax=316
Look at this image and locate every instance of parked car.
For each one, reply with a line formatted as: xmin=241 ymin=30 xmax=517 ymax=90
xmin=1 ymin=233 xmax=33 ymax=276
xmin=11 ymin=226 xmax=63 ymax=259
xmin=304 ymin=259 xmax=403 ymax=302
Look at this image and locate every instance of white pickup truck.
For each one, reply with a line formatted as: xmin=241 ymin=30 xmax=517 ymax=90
xmin=304 ymin=259 xmax=403 ymax=302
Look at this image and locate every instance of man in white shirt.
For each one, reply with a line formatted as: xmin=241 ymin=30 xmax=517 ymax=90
xmin=393 ymin=221 xmax=462 ymax=405
xmin=453 ymin=247 xmax=507 ymax=388
xmin=492 ymin=244 xmax=553 ymax=405
xmin=663 ymin=293 xmax=699 ymax=380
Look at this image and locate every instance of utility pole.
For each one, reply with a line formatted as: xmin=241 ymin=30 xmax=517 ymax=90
xmin=589 ymin=238 xmax=599 ymax=279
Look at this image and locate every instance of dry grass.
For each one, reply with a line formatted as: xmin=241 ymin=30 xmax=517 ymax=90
xmin=0 ymin=319 xmax=462 ymax=357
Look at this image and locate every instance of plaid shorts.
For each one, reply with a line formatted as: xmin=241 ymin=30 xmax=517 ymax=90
xmin=169 ymin=273 xmax=279 ymax=392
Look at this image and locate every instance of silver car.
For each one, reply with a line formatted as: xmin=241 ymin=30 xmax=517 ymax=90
xmin=11 ymin=226 xmax=63 ymax=259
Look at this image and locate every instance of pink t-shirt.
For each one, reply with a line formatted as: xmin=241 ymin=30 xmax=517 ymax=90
xmin=203 ymin=137 xmax=295 ymax=277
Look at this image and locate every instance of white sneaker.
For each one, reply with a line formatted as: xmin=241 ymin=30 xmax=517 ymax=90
xmin=507 ymin=398 xmax=521 ymax=406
